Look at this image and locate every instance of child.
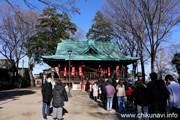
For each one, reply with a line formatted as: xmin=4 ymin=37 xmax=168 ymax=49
xmin=126 ymin=86 xmax=134 ymax=110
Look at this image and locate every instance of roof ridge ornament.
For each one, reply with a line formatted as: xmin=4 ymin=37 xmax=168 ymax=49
xmin=88 ymin=39 xmax=94 ymax=46
xmin=79 ymin=40 xmax=102 ymax=55
xmin=60 ymin=39 xmax=65 ymax=42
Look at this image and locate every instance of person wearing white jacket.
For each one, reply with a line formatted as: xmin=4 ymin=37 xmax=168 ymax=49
xmin=165 ymin=74 xmax=180 ymax=120
xmin=93 ymin=82 xmax=98 ymax=101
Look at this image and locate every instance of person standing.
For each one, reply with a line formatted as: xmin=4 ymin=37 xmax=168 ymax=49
xmin=112 ymin=78 xmax=118 ymax=110
xmin=133 ymin=80 xmax=149 ymax=120
xmin=165 ymin=74 xmax=180 ymax=120
xmin=100 ymin=80 xmax=107 ymax=106
xmin=65 ymin=84 xmax=68 ymax=93
xmin=41 ymin=73 xmax=53 ymax=119
xmin=178 ymin=78 xmax=180 ymax=84
xmin=106 ymin=80 xmax=115 ymax=112
xmin=147 ymin=72 xmax=169 ymax=120
xmin=52 ymin=80 xmax=68 ymax=120
xmin=116 ymin=79 xmax=126 ymax=113
xmin=86 ymin=80 xmax=90 ymax=92
xmin=93 ymin=82 xmax=98 ymax=101
xmin=126 ymin=86 xmax=134 ymax=110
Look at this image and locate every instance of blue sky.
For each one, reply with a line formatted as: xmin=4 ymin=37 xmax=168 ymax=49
xmin=0 ymin=0 xmax=180 ymax=76
xmin=70 ymin=0 xmax=105 ymax=33
xmin=32 ymin=0 xmax=180 ymax=75
xmin=31 ymin=0 xmax=106 ymax=74
xmin=20 ymin=0 xmax=106 ymax=74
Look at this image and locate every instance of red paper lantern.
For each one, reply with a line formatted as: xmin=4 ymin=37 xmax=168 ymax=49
xmin=116 ymin=66 xmax=119 ymax=76
xmin=72 ymin=67 xmax=75 ymax=77
xmin=79 ymin=67 xmax=82 ymax=77
xmin=108 ymin=67 xmax=110 ymax=77
xmin=55 ymin=67 xmax=59 ymax=77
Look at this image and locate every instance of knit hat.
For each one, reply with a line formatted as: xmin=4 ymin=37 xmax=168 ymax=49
xmin=108 ymin=80 xmax=111 ymax=84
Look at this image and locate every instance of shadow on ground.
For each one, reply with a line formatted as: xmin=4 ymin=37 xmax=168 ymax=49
xmin=0 ymin=90 xmax=36 ymax=102
xmin=92 ymin=98 xmax=138 ymax=120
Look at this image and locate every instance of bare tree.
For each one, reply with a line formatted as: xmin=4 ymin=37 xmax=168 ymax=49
xmin=155 ymin=47 xmax=169 ymax=74
xmin=102 ymin=0 xmax=149 ymax=83
xmin=103 ymin=0 xmax=180 ymax=74
xmin=169 ymin=43 xmax=180 ymax=56
xmin=71 ymin=27 xmax=86 ymax=41
xmin=0 ymin=3 xmax=28 ymax=85
xmin=23 ymin=10 xmax=40 ymax=87
xmin=5 ymin=0 xmax=85 ymax=24
xmin=0 ymin=3 xmax=40 ymax=87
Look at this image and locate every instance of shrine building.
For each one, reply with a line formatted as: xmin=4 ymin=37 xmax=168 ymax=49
xmin=41 ymin=40 xmax=140 ymax=90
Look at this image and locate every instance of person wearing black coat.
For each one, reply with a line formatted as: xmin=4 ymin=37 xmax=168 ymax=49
xmin=52 ymin=80 xmax=68 ymax=120
xmin=133 ymin=80 xmax=149 ymax=120
xmin=112 ymin=78 xmax=118 ymax=110
xmin=41 ymin=73 xmax=53 ymax=119
xmin=86 ymin=80 xmax=90 ymax=92
xmin=147 ymin=72 xmax=169 ymax=120
xmin=100 ymin=81 xmax=107 ymax=106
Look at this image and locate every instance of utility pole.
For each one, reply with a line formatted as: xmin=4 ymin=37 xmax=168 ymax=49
xmin=22 ymin=60 xmax=24 ymax=77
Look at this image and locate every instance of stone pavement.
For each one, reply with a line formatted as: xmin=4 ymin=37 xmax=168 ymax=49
xmin=0 ymin=88 xmax=137 ymax=120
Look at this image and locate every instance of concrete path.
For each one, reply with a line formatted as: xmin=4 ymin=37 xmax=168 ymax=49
xmin=0 ymin=88 xmax=137 ymax=120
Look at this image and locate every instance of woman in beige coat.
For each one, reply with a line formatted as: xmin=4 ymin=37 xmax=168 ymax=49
xmin=116 ymin=80 xmax=126 ymax=112
xmin=93 ymin=83 xmax=98 ymax=101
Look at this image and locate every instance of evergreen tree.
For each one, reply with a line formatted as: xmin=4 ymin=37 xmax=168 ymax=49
xmin=25 ymin=7 xmax=77 ymax=86
xmin=35 ymin=7 xmax=77 ymax=55
xmin=172 ymin=53 xmax=180 ymax=77
xmin=86 ymin=11 xmax=113 ymax=41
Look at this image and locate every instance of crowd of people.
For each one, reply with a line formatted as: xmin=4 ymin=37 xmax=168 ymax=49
xmin=88 ymin=72 xmax=180 ymax=120
xmin=41 ymin=72 xmax=180 ymax=120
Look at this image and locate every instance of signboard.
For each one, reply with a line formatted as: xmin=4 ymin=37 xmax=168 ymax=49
xmin=64 ymin=66 xmax=67 ymax=77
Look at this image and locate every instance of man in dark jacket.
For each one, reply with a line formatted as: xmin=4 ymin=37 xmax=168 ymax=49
xmin=41 ymin=73 xmax=53 ymax=119
xmin=52 ymin=80 xmax=68 ymax=120
xmin=147 ymin=72 xmax=169 ymax=120
xmin=100 ymin=80 xmax=107 ymax=106
xmin=112 ymin=78 xmax=118 ymax=110
xmin=86 ymin=80 xmax=90 ymax=92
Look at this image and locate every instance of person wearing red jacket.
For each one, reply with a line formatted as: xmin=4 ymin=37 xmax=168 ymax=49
xmin=126 ymin=86 xmax=134 ymax=110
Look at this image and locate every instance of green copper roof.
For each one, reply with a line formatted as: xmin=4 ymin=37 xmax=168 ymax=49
xmin=41 ymin=40 xmax=140 ymax=61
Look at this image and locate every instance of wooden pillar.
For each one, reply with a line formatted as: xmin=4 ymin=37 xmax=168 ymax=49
xmin=90 ymin=72 xmax=91 ymax=80
xmin=94 ymin=72 xmax=95 ymax=80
